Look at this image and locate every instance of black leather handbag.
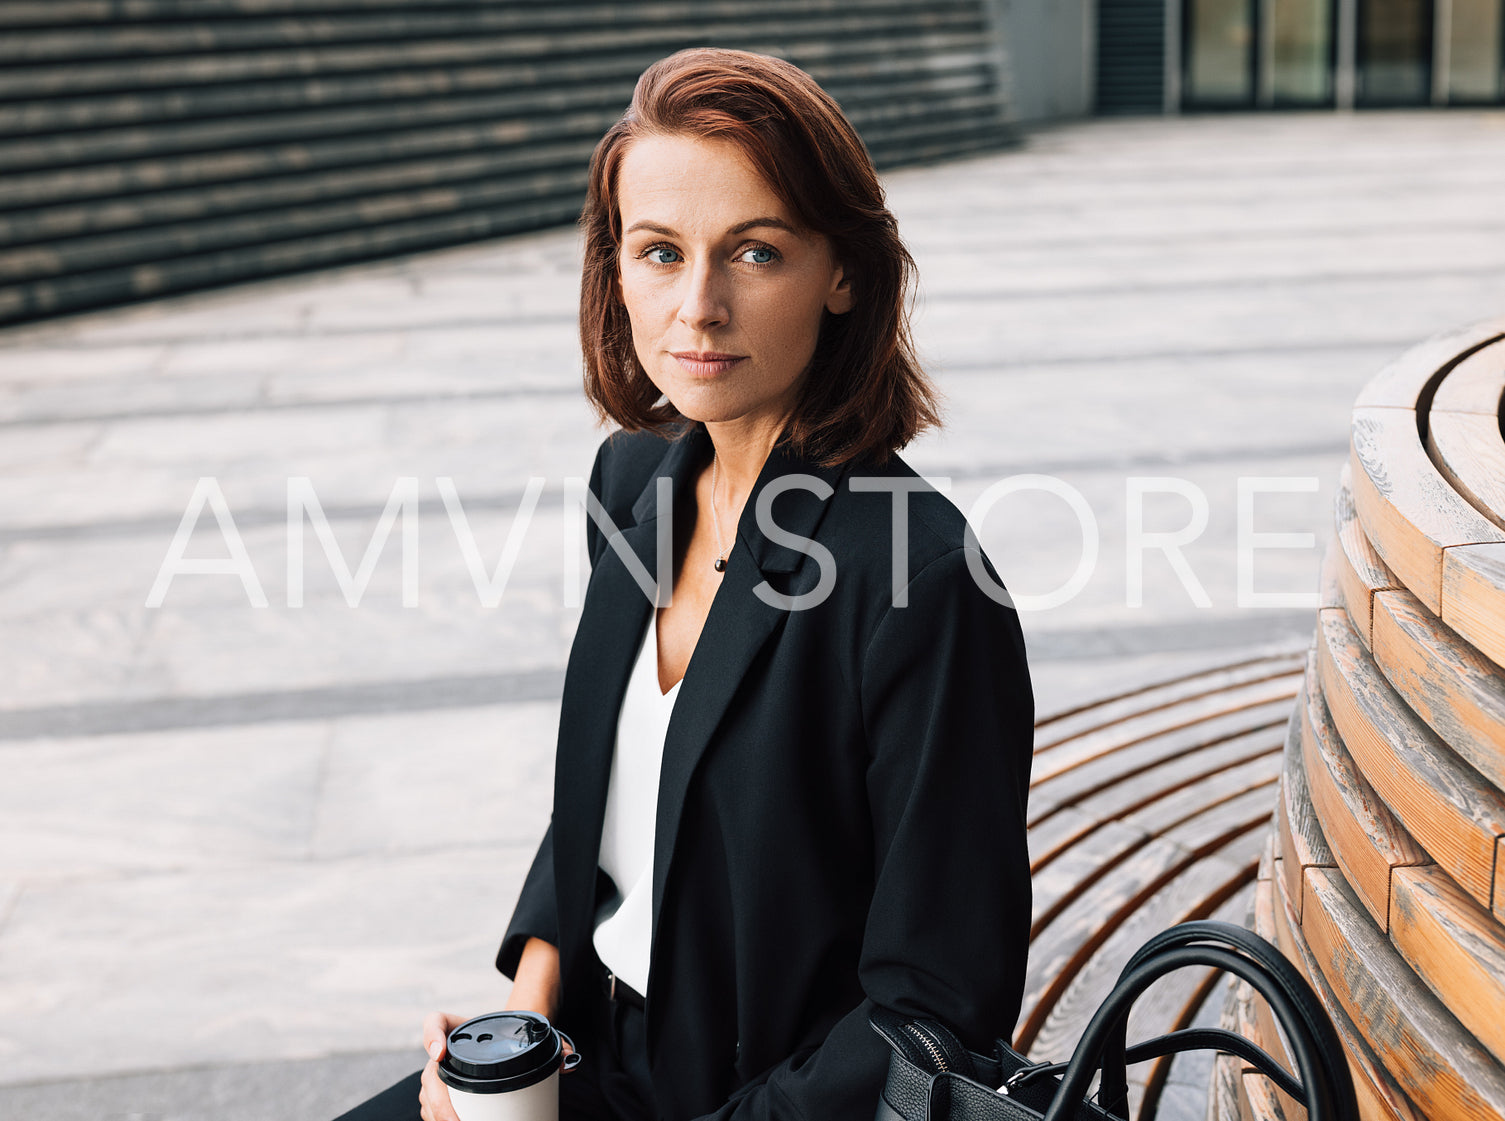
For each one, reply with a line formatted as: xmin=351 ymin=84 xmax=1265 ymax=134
xmin=869 ymin=921 xmax=1359 ymax=1121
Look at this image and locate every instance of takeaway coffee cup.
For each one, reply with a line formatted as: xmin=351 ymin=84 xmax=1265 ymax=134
xmin=437 ymin=1010 xmax=580 ymax=1121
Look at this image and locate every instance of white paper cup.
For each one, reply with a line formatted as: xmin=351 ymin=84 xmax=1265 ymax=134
xmin=437 ymin=1011 xmax=578 ymax=1121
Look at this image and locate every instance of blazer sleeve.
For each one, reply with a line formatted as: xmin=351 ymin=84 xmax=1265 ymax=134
xmin=495 ymin=439 xmax=614 ymax=978
xmin=692 ymin=545 xmax=1035 ymax=1120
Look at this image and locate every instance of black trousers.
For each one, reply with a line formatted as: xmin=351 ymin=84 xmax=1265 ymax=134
xmin=332 ymin=993 xmax=655 ymax=1121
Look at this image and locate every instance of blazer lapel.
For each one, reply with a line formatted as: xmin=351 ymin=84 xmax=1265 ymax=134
xmin=552 ymin=429 xmax=707 ymax=965
xmin=647 ymin=440 xmax=851 ymax=1000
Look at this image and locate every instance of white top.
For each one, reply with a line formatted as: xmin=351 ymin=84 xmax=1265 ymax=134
xmin=592 ymin=609 xmax=681 ymax=996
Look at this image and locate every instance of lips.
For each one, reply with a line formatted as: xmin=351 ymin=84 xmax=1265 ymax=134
xmin=673 ymin=351 xmax=746 ymax=377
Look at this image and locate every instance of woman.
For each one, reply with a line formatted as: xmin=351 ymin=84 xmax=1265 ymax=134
xmin=346 ymin=46 xmax=1033 ymax=1121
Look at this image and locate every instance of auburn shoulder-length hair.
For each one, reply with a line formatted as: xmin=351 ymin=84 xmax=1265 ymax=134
xmin=579 ymin=48 xmax=940 ymax=467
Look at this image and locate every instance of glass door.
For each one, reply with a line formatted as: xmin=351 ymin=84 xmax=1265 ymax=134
xmin=1186 ymin=0 xmax=1259 ymax=105
xmin=1358 ymin=0 xmax=1435 ymax=103
xmin=1445 ymin=0 xmax=1503 ymax=101
xmin=1269 ymin=0 xmax=1337 ymax=102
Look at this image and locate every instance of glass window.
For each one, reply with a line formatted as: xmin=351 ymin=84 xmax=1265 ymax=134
xmin=1270 ymin=0 xmax=1336 ymax=102
xmin=1187 ymin=0 xmax=1257 ymax=103
xmin=1359 ymin=0 xmax=1434 ymax=104
xmin=1447 ymin=0 xmax=1503 ymax=101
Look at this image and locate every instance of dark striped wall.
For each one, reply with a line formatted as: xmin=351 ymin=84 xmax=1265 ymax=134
xmin=0 ymin=1 xmax=1016 ymax=326
xmin=1095 ymin=0 xmax=1166 ymax=114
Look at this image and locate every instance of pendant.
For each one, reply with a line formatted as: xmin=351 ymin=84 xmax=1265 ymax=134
xmin=714 ymin=557 xmax=727 ymax=573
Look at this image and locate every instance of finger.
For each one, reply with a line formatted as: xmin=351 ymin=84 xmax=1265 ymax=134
xmin=421 ymin=1060 xmax=460 ymax=1121
xmin=560 ymin=1037 xmax=579 ymax=1074
xmin=422 ymin=1011 xmax=454 ymax=1061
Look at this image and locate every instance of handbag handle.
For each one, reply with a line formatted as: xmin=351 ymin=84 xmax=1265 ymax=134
xmin=1095 ymin=921 xmax=1352 ymax=1119
xmin=1044 ymin=927 xmax=1358 ymax=1121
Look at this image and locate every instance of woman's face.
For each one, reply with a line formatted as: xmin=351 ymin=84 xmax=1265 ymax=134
xmin=614 ymin=132 xmax=853 ymax=435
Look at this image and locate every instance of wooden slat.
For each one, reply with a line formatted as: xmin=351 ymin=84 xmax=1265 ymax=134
xmin=1301 ymin=867 xmax=1505 ymax=1121
xmin=1030 ymin=816 xmax=1145 ymax=925
xmin=1333 ymin=462 xmax=1402 ymax=649
xmin=1030 ymin=714 xmax=1286 ymax=844
xmin=1427 ymin=411 xmax=1505 ymax=531
xmin=1349 ymin=405 xmax=1505 ymax=615
xmin=1049 ymin=880 xmax=1254 ymax=1117
xmin=1018 ymin=786 xmax=1275 ymax=1054
xmin=1032 ymin=652 xmax=1302 ymax=748
xmin=1231 ymin=975 xmax=1300 ymax=1121
xmin=1442 ymin=542 xmax=1505 ymax=672
xmin=1030 ymin=703 xmax=1289 ymax=828
xmin=1247 ymin=864 xmax=1306 ymax=1121
xmin=1369 ymin=588 xmax=1505 ymax=793
xmin=1031 ymin=680 xmax=1298 ymax=788
xmin=1026 ymin=829 xmax=1262 ymax=1064
xmin=1265 ymin=862 xmax=1422 ymax=1121
xmin=1315 ymin=607 xmax=1505 ymax=914
xmin=1431 ymin=336 xmax=1505 ymax=415
xmin=1390 ymin=865 xmax=1505 ymax=1067
xmin=1353 ymin=319 xmax=1505 ymax=410
xmin=1278 ymin=674 xmax=1335 ymax=923
xmin=1317 ymin=536 xmax=1344 ymax=612
xmin=1299 ymin=672 xmax=1428 ymax=930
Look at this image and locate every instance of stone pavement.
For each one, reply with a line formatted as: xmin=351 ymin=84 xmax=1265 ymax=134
xmin=1 ymin=109 xmax=1503 ymax=1120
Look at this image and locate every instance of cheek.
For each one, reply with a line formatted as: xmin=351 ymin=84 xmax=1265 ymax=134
xmin=620 ymin=274 xmax=670 ymax=327
xmin=760 ymin=286 xmax=829 ymax=358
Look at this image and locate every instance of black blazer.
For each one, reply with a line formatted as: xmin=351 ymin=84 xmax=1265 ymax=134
xmin=498 ymin=423 xmax=1034 ymax=1120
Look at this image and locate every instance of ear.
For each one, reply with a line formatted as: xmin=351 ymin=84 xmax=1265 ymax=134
xmin=825 ymin=263 xmax=854 ymax=316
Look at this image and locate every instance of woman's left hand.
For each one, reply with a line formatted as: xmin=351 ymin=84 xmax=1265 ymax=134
xmin=418 ymin=1010 xmax=467 ymax=1121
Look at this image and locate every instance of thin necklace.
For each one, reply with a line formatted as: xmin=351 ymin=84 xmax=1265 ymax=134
xmin=709 ymin=452 xmax=731 ymax=573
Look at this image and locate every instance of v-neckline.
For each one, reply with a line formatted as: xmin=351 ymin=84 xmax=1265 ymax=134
xmin=651 ymin=610 xmax=683 ymax=699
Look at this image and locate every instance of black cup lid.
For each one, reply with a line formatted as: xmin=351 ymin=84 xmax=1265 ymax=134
xmin=443 ymin=1011 xmax=558 ymax=1083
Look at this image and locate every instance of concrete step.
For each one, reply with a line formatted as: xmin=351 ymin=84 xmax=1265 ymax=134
xmin=0 ymin=0 xmax=1013 ymax=324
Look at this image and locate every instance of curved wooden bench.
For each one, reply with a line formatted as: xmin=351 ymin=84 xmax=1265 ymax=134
xmin=1255 ymin=316 xmax=1505 ymax=1121
xmin=1347 ymin=405 xmax=1505 ymax=615
xmin=1442 ymin=543 xmax=1505 ymax=672
xmin=1029 ymin=318 xmax=1505 ymax=1121
xmin=1369 ymin=588 xmax=1505 ymax=794
xmin=1315 ymin=606 xmax=1505 ymax=917
xmin=1350 ymin=317 xmax=1505 ymax=411
xmin=1261 ymin=840 xmax=1423 ymax=1121
xmin=1297 ymin=663 xmax=1427 ymax=931
xmin=1332 ymin=464 xmax=1402 ymax=651
xmin=1389 ymin=864 xmax=1505 ymax=1068
xmin=1347 ymin=321 xmax=1505 ymax=668
xmin=1277 ymin=679 xmax=1335 ymax=925
xmin=1018 ymin=650 xmax=1304 ymax=1118
xmin=1301 ymin=867 xmax=1505 ymax=1120
xmin=1426 ymin=411 xmax=1505 ymax=534
xmin=1429 ymin=335 xmax=1505 ymax=415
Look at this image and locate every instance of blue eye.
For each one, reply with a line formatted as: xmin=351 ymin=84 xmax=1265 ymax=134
xmin=741 ymin=246 xmax=777 ymax=265
xmin=646 ymin=246 xmax=681 ymax=264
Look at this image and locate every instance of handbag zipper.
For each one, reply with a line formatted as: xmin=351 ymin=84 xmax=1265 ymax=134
xmin=901 ymin=1021 xmax=951 ymax=1072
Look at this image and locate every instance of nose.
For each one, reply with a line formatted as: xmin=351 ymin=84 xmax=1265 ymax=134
xmin=676 ymin=260 xmax=729 ymax=331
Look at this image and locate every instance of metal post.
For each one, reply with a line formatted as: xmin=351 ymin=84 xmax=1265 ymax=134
xmin=1164 ymin=0 xmax=1183 ymax=111
xmin=1259 ymin=0 xmax=1277 ymax=105
xmin=1433 ymin=0 xmax=1453 ymax=104
xmin=1336 ymin=0 xmax=1358 ymax=107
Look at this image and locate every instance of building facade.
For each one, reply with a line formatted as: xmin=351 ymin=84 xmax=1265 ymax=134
xmin=1095 ymin=0 xmax=1505 ymax=113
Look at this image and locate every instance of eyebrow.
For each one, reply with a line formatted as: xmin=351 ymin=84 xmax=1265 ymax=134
xmin=624 ymin=216 xmax=800 ymax=238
